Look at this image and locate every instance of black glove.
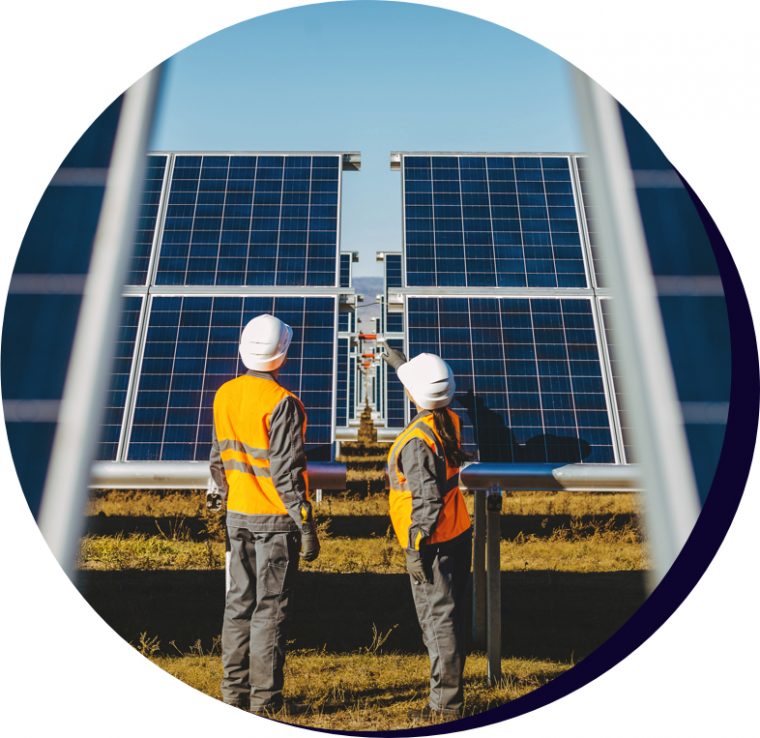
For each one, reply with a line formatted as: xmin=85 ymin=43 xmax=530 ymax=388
xmin=300 ymin=524 xmax=320 ymax=562
xmin=382 ymin=347 xmax=407 ymax=371
xmin=406 ymin=550 xmax=431 ymax=584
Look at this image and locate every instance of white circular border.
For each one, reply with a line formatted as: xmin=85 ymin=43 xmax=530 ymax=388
xmin=0 ymin=2 xmax=757 ymax=736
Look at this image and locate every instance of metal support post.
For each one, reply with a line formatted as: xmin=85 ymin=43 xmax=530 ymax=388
xmin=486 ymin=485 xmax=503 ymax=685
xmin=472 ymin=490 xmax=487 ymax=649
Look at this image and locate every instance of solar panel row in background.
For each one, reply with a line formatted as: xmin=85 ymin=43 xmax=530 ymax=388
xmin=407 ymin=296 xmax=615 ymax=463
xmin=403 ymin=155 xmax=587 ymax=288
xmin=126 ymin=295 xmax=336 ymax=461
xmin=144 ymin=154 xmax=341 ymax=288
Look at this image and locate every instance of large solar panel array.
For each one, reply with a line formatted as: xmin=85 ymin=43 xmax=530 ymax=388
xmin=394 ymin=152 xmax=626 ymax=463
xmin=98 ymin=152 xmax=357 ymax=463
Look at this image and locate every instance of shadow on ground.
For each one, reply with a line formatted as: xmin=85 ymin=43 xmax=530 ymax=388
xmin=77 ymin=569 xmax=646 ymax=662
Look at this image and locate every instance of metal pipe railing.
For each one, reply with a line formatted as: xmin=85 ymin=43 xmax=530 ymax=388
xmin=89 ymin=461 xmax=348 ymax=491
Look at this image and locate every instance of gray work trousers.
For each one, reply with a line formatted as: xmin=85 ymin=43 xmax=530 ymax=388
xmin=410 ymin=530 xmax=472 ymax=714
xmin=221 ymin=527 xmax=300 ymax=711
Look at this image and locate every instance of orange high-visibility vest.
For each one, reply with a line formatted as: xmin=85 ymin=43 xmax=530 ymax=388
xmin=388 ymin=409 xmax=471 ymax=549
xmin=213 ymin=374 xmax=309 ymax=517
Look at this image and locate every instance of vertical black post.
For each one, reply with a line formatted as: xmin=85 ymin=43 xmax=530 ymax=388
xmin=486 ymin=485 xmax=503 ymax=685
xmin=472 ymin=490 xmax=487 ymax=648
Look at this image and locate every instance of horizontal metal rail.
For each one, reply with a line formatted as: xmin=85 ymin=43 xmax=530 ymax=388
xmin=459 ymin=462 xmax=641 ymax=492
xmin=89 ymin=461 xmax=347 ymax=491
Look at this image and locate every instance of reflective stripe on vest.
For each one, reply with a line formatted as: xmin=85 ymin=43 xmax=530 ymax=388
xmin=387 ymin=409 xmax=471 ymax=549
xmin=213 ymin=373 xmax=307 ymax=517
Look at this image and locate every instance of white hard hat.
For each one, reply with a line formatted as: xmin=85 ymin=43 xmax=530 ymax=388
xmin=239 ymin=314 xmax=293 ymax=372
xmin=397 ymin=353 xmax=456 ymax=410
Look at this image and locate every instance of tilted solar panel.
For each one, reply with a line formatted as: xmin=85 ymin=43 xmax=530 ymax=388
xmin=336 ymin=336 xmax=349 ymax=426
xmin=153 ymin=154 xmax=340 ymax=288
xmin=340 ymin=252 xmax=352 ymax=288
xmin=403 ymin=155 xmax=587 ymax=289
xmin=126 ymin=295 xmax=336 ymax=462
xmin=385 ymin=252 xmax=402 ymax=288
xmin=407 ymin=296 xmax=616 ymax=463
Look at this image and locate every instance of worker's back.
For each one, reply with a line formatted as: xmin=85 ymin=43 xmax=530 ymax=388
xmin=213 ymin=372 xmax=305 ymax=523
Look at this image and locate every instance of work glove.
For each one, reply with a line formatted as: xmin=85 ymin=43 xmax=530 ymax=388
xmin=406 ymin=550 xmax=432 ymax=584
xmin=206 ymin=476 xmax=223 ymax=512
xmin=382 ymin=346 xmax=407 ymax=371
xmin=300 ymin=524 xmax=320 ymax=562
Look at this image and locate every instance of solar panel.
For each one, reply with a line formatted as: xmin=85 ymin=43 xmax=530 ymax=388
xmin=2 ymin=97 xmax=124 ymax=515
xmin=402 ymin=155 xmax=587 ymax=288
xmin=128 ymin=155 xmax=167 ymax=285
xmin=96 ymin=296 xmax=143 ymax=460
xmin=407 ymin=296 xmax=616 ymax=463
xmin=385 ymin=252 xmax=402 ymax=288
xmin=126 ymin=295 xmax=336 ymax=462
xmin=619 ymin=109 xmax=731 ymax=503
xmin=152 ymin=154 xmax=340 ymax=287
xmin=339 ymin=252 xmax=352 ymax=288
xmin=336 ymin=336 xmax=349 ymax=426
xmin=384 ymin=338 xmax=407 ymax=428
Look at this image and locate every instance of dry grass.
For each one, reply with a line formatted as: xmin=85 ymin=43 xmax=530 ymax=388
xmin=148 ymin=647 xmax=571 ymax=731
xmin=87 ymin=489 xmax=640 ymax=519
xmin=78 ymin=527 xmax=646 ymax=573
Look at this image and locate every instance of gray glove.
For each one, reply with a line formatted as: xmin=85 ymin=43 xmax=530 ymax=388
xmin=206 ymin=476 xmax=223 ymax=512
xmin=406 ymin=550 xmax=431 ymax=584
xmin=382 ymin=347 xmax=407 ymax=371
xmin=300 ymin=524 xmax=320 ymax=562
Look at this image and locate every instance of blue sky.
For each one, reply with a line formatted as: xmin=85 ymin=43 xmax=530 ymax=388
xmin=151 ymin=0 xmax=582 ymax=276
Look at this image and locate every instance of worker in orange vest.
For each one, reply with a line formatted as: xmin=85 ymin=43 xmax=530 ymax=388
xmin=210 ymin=314 xmax=319 ymax=714
xmin=383 ymin=348 xmax=472 ymax=722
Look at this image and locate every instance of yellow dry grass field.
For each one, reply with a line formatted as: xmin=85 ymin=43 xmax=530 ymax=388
xmin=147 ymin=648 xmax=570 ymax=731
xmin=79 ymin=486 xmax=649 ymax=730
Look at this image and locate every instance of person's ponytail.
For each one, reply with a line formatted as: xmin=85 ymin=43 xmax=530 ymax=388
xmin=431 ymin=408 xmax=468 ymax=468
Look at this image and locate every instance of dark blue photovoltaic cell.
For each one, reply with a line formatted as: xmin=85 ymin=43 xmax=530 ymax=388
xmin=403 ymin=155 xmax=586 ymax=289
xmin=336 ymin=337 xmax=348 ymax=426
xmin=348 ymin=354 xmax=356 ymax=422
xmin=128 ymin=296 xmax=335 ymax=461
xmin=128 ymin=155 xmax=167 ymax=285
xmin=385 ymin=253 xmax=402 ymax=288
xmin=153 ymin=155 xmax=339 ymax=287
xmin=386 ymin=313 xmax=403 ymax=334
xmin=384 ymin=339 xmax=406 ymax=428
xmin=338 ymin=310 xmax=353 ymax=333
xmin=340 ymin=252 xmax=352 ymax=288
xmin=406 ymin=297 xmax=614 ymax=462
xmin=96 ymin=296 xmax=142 ymax=460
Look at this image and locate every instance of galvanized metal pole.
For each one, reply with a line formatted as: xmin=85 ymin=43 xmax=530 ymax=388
xmin=471 ymin=490 xmax=487 ymax=649
xmin=486 ymin=485 xmax=503 ymax=685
